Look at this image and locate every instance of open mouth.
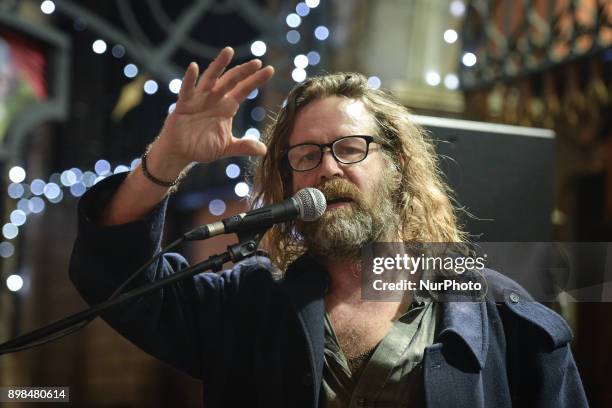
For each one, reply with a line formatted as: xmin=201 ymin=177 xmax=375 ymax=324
xmin=326 ymin=197 xmax=354 ymax=208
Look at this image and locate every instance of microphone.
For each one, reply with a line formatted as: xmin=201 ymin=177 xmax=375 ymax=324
xmin=184 ymin=187 xmax=326 ymax=240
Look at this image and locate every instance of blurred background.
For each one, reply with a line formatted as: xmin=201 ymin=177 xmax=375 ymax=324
xmin=0 ymin=0 xmax=610 ymax=406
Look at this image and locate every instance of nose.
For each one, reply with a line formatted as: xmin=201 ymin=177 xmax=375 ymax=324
xmin=316 ymin=148 xmax=344 ymax=183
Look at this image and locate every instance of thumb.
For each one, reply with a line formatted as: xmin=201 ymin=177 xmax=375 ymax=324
xmin=224 ymin=137 xmax=268 ymax=157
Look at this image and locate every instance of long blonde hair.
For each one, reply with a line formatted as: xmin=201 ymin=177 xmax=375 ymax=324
xmin=250 ymin=72 xmax=467 ymax=271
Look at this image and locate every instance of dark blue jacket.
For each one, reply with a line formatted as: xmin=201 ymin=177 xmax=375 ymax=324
xmin=69 ymin=174 xmax=589 ymax=407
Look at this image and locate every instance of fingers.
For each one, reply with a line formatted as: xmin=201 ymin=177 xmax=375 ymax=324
xmin=178 ymin=62 xmax=198 ymax=100
xmin=197 ymin=47 xmax=234 ymax=93
xmin=211 ymin=59 xmax=263 ymax=97
xmin=225 ymin=137 xmax=267 ymax=158
xmin=229 ymin=65 xmax=275 ymax=102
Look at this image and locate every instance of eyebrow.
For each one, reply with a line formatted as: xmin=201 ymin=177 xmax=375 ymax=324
xmin=287 ymin=134 xmax=374 ymax=147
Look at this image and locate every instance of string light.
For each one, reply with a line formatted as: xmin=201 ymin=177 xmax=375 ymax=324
xmin=70 ymin=183 xmax=86 ymax=197
xmin=10 ymin=210 xmax=26 ymax=226
xmin=225 ymin=164 xmax=241 ymax=179
xmin=250 ymin=107 xmax=266 ymax=122
xmin=40 ymin=1 xmax=55 ymax=15
xmin=286 ymin=30 xmax=301 ymax=44
xmin=2 ymin=224 xmax=18 ymax=240
xmin=92 ymin=39 xmax=107 ymax=54
xmin=17 ymin=2 xmax=331 ymax=260
xmin=450 ymin=1 xmax=466 ymax=17
xmin=30 ymin=179 xmax=45 ymax=195
xmin=286 ymin=13 xmax=301 ymax=28
xmin=314 ymin=26 xmax=329 ymax=40
xmin=292 ymin=68 xmax=307 ymax=82
xmin=443 ymin=29 xmax=458 ymax=44
xmin=234 ymin=182 xmax=250 ymax=197
xmin=111 ymin=44 xmax=126 ymax=58
xmin=94 ymin=159 xmax=111 ymax=175
xmin=293 ymin=54 xmax=309 ymax=69
xmin=307 ymin=51 xmax=321 ymax=65
xmin=43 ymin=183 xmax=61 ymax=200
xmin=425 ymin=71 xmax=441 ymax=86
xmin=208 ymin=199 xmax=226 ymax=216
xmin=444 ymin=73 xmax=460 ymax=90
xmin=144 ymin=80 xmax=159 ymax=95
xmin=7 ymin=183 xmax=24 ymax=199
xmin=250 ymin=41 xmax=267 ymax=57
xmin=367 ymin=76 xmax=381 ymax=90
xmin=247 ymin=89 xmax=259 ymax=100
xmin=9 ymin=166 xmax=26 ymax=183
xmin=123 ymin=63 xmax=138 ymax=78
xmin=114 ymin=165 xmax=130 ymax=174
xmin=244 ymin=128 xmax=261 ymax=140
xmin=462 ymin=52 xmax=477 ymax=67
xmin=6 ymin=274 xmax=23 ymax=292
xmin=17 ymin=199 xmax=30 ymax=215
xmin=0 ymin=242 xmax=15 ymax=258
xmin=296 ymin=2 xmax=310 ymax=16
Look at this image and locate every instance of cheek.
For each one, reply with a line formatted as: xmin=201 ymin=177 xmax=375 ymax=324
xmin=291 ymin=173 xmax=309 ymax=194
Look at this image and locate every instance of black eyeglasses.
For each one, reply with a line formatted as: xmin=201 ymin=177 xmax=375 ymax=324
xmin=285 ymin=135 xmax=376 ymax=172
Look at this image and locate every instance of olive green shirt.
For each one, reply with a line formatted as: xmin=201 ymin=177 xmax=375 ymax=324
xmin=322 ymin=297 xmax=438 ymax=408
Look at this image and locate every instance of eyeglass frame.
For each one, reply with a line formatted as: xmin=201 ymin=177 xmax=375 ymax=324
xmin=283 ymin=135 xmax=378 ymax=172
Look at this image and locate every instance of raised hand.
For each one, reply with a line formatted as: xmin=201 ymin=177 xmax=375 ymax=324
xmin=155 ymin=47 xmax=275 ymax=169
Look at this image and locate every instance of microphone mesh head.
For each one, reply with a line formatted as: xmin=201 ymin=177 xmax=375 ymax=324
xmin=294 ymin=188 xmax=326 ymax=221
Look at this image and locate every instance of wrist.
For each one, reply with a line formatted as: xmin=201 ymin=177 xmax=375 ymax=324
xmin=141 ymin=142 xmax=192 ymax=190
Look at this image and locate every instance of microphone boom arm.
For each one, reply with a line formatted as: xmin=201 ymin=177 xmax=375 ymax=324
xmin=0 ymin=232 xmax=263 ymax=355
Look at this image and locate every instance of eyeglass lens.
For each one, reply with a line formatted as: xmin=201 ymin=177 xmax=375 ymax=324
xmin=287 ymin=136 xmax=369 ymax=171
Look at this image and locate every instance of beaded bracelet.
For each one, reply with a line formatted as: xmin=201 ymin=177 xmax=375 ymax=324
xmin=140 ymin=149 xmax=182 ymax=188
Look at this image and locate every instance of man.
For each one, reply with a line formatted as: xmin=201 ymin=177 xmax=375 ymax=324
xmin=69 ymin=47 xmax=588 ymax=407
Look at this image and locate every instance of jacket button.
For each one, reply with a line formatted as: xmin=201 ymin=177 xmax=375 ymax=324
xmin=509 ymin=292 xmax=520 ymax=303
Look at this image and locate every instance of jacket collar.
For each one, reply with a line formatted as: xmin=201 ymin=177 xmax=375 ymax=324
xmin=282 ymin=253 xmax=328 ymax=405
xmin=437 ymin=299 xmax=489 ymax=370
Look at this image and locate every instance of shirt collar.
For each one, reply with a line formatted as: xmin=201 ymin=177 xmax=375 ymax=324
xmin=284 ymin=253 xmax=490 ymax=371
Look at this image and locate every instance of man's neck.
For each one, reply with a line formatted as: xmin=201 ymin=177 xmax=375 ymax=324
xmin=323 ymin=256 xmax=412 ymax=319
xmin=325 ymin=259 xmax=362 ymax=305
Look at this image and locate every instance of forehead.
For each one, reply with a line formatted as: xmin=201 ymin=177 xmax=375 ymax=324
xmin=288 ymin=96 xmax=377 ymax=146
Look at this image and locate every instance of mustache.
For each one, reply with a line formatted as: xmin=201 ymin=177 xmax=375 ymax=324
xmin=316 ymin=178 xmax=365 ymax=207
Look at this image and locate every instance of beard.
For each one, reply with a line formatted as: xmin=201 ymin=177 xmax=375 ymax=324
xmin=298 ymin=163 xmax=401 ymax=261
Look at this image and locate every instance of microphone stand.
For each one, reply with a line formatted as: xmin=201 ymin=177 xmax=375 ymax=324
xmin=0 ymin=229 xmax=264 ymax=355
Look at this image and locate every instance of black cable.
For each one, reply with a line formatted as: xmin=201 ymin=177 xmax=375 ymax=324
xmin=0 ymin=235 xmax=187 ymax=354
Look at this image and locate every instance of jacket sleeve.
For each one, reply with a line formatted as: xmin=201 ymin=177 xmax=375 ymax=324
xmin=68 ymin=173 xmax=241 ymax=380
xmin=501 ymin=292 xmax=589 ymax=407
